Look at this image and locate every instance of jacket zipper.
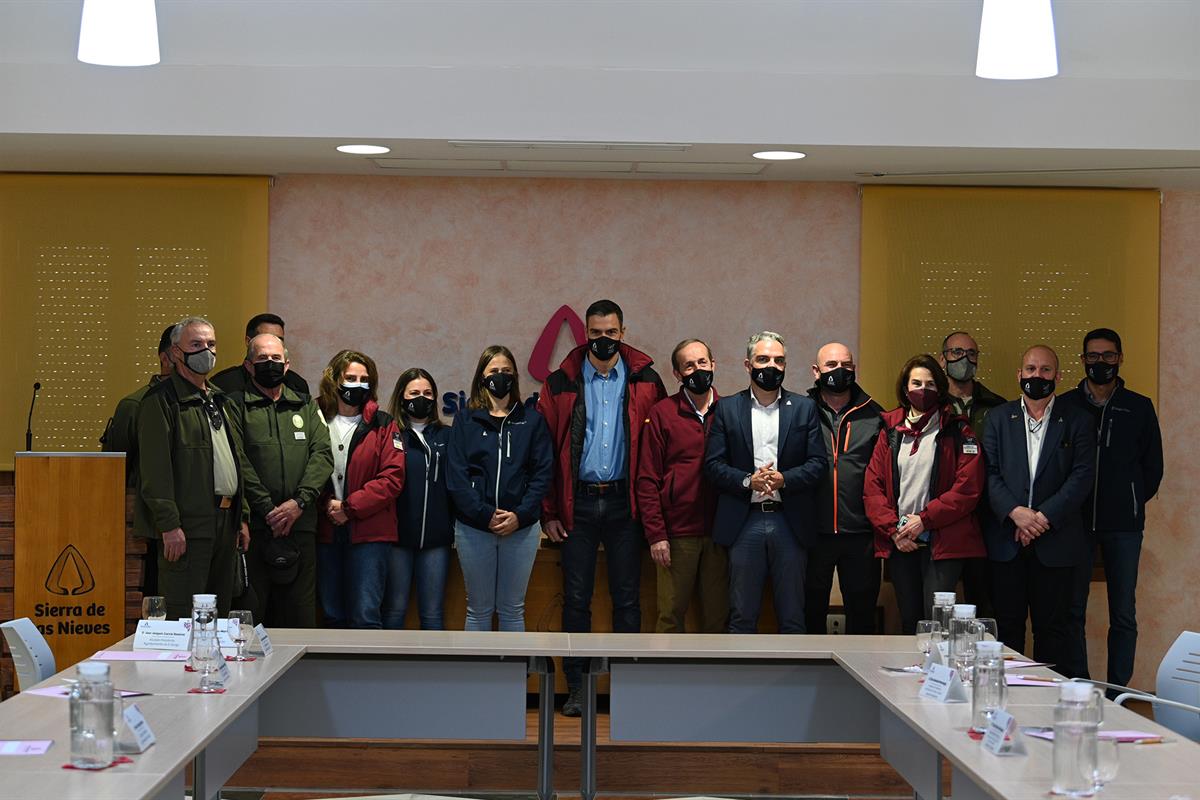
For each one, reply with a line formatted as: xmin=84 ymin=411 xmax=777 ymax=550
xmin=417 ymin=433 xmax=431 ymax=549
xmin=1130 ymin=481 xmax=1137 ymax=520
xmin=1091 ymin=387 xmax=1117 ymax=531
xmin=495 ymin=407 xmax=515 ymax=508
xmin=830 ymin=401 xmax=869 ymax=534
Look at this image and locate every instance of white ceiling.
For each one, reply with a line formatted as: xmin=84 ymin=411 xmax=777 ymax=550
xmin=1 ymin=1 xmax=1198 ymax=186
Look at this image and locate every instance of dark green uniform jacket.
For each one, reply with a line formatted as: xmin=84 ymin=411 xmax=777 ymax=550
xmin=225 ymin=381 xmax=333 ymax=535
xmin=101 ymin=374 xmax=163 ymax=487
xmin=134 ymin=372 xmax=245 ymax=540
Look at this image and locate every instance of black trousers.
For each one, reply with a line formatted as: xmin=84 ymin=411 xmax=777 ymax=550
xmin=888 ymin=547 xmax=966 ymax=635
xmin=804 ymin=532 xmax=880 ymax=634
xmin=990 ymin=548 xmax=1081 ymax=676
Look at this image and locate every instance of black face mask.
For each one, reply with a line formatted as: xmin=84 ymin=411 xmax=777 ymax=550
xmin=681 ymin=368 xmax=714 ymax=395
xmin=1020 ymin=376 xmax=1056 ymax=401
xmin=483 ymin=372 xmax=515 ymax=399
xmin=404 ymin=395 xmax=436 ymax=420
xmin=588 ymin=335 xmax=620 ymax=362
xmin=818 ymin=366 xmax=855 ymax=394
xmin=1085 ymin=361 xmax=1118 ymax=386
xmin=253 ymin=360 xmax=286 ymax=388
xmin=338 ymin=382 xmax=371 ymax=408
xmin=751 ymin=366 xmax=785 ymax=392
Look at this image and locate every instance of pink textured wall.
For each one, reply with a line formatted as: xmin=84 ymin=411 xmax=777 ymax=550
xmin=268 ymin=176 xmax=861 ymax=407
xmin=269 ymin=175 xmax=1190 ymax=691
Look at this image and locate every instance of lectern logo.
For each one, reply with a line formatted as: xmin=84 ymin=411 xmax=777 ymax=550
xmin=45 ymin=544 xmax=96 ymax=596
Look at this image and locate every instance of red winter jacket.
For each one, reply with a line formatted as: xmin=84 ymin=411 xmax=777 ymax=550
xmin=636 ymin=389 xmax=719 ymax=545
xmin=863 ymin=406 xmax=986 ymax=560
xmin=537 ymin=341 xmax=666 ymax=529
xmin=317 ymin=401 xmax=406 ymax=544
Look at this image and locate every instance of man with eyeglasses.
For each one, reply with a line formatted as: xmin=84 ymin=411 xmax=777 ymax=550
xmin=1059 ymin=328 xmax=1163 ymax=690
xmin=136 ymin=316 xmax=250 ymax=619
xmin=225 ymin=333 xmax=333 ymax=628
xmin=939 ymin=331 xmax=1005 ymax=616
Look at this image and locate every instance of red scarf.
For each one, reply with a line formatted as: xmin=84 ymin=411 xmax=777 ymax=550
xmin=896 ymin=409 xmax=938 ymax=455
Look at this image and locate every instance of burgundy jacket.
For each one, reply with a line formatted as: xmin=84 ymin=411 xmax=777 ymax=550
xmin=863 ymin=406 xmax=986 ymax=560
xmin=317 ymin=401 xmax=406 ymax=545
xmin=537 ymin=341 xmax=666 ymax=529
xmin=636 ymin=389 xmax=719 ymax=545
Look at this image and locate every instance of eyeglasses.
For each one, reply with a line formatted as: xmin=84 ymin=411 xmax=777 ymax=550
xmin=1082 ymin=351 xmax=1120 ymax=364
xmin=200 ymin=396 xmax=224 ymax=431
xmin=943 ymin=347 xmax=979 ymax=361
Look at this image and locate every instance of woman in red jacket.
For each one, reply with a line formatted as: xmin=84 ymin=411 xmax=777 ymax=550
xmin=316 ymin=350 xmax=406 ymax=629
xmin=864 ymin=354 xmax=985 ymax=635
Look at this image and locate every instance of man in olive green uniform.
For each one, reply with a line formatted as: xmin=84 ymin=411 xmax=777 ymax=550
xmin=212 ymin=312 xmax=310 ymax=398
xmin=939 ymin=330 xmax=1006 ymax=616
xmin=226 ymin=333 xmax=332 ymax=628
xmin=102 ymin=324 xmax=176 ymax=596
xmin=136 ymin=317 xmax=250 ymax=619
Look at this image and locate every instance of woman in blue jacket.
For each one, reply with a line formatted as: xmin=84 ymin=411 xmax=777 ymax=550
xmin=384 ymin=367 xmax=453 ymax=630
xmin=447 ymin=345 xmax=554 ymax=631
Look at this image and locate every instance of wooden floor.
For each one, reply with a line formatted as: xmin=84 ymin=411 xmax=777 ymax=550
xmin=230 ymin=708 xmax=917 ymax=800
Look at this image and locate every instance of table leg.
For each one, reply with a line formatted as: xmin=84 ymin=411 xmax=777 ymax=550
xmin=533 ymin=657 xmax=556 ymax=800
xmin=580 ymin=658 xmax=602 ymax=800
xmin=191 ymin=748 xmax=206 ymax=800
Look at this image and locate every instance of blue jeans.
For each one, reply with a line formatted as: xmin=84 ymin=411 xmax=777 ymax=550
xmin=316 ymin=527 xmax=391 ymax=629
xmin=727 ymin=509 xmax=807 ymax=633
xmin=561 ymin=491 xmax=642 ymax=686
xmin=383 ymin=545 xmax=450 ymax=630
xmin=1069 ymin=530 xmax=1143 ymax=688
xmin=455 ymin=521 xmax=540 ymax=632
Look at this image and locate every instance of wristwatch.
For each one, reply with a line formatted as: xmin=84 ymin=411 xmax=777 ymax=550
xmin=294 ymin=497 xmax=307 ymax=511
xmin=742 ymin=474 xmax=752 ymax=489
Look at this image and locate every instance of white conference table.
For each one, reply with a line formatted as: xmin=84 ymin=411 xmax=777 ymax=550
xmin=0 ymin=631 xmax=1196 ymax=800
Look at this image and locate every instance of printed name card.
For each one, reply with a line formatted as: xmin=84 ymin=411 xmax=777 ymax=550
xmin=252 ymin=624 xmax=273 ymax=656
xmin=923 ymin=640 xmax=949 ymax=672
xmin=216 ymin=659 xmax=232 ymax=686
xmin=133 ymin=619 xmax=192 ymax=651
xmin=119 ymin=704 xmax=156 ymax=753
xmin=0 ymin=740 xmax=53 ymax=755
xmin=919 ymin=663 xmax=969 ymax=703
xmin=982 ymin=709 xmax=1026 ymax=756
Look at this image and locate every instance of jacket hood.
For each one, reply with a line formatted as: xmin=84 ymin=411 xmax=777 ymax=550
xmin=557 ymin=341 xmax=655 ymax=380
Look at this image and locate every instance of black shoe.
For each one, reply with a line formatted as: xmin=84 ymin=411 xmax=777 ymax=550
xmin=562 ymin=685 xmax=583 ymax=717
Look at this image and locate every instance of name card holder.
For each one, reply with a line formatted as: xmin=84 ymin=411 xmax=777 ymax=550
xmin=982 ymin=709 xmax=1027 ymax=756
xmin=919 ymin=662 xmax=969 ymax=703
xmin=133 ymin=620 xmax=192 ymax=651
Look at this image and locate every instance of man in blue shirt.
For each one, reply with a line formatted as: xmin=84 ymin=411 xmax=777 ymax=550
xmin=539 ymin=299 xmax=667 ymax=716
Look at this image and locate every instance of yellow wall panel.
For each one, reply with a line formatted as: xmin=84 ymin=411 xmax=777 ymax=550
xmin=860 ymin=186 xmax=1159 ymax=409
xmin=0 ymin=175 xmax=268 ymax=469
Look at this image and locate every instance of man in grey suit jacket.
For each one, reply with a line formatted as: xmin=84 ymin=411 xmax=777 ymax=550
xmin=982 ymin=345 xmax=1095 ymax=676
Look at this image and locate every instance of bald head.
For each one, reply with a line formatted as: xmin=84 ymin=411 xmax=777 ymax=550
xmin=1021 ymin=344 xmax=1058 ymax=372
xmin=812 ymin=342 xmax=857 ymax=393
xmin=246 ymin=333 xmax=286 ymax=363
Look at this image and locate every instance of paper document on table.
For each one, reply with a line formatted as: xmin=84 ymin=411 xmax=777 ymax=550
xmin=92 ymin=650 xmax=190 ymax=662
xmin=25 ymin=686 xmax=148 ymax=699
xmin=1022 ymin=728 xmax=1163 ymax=743
xmin=0 ymin=740 xmax=52 ymax=755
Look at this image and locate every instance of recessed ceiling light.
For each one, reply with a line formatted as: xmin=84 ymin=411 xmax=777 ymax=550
xmin=336 ymin=144 xmax=391 ymax=155
xmin=976 ymin=0 xmax=1058 ymax=80
xmin=77 ymin=0 xmax=160 ymax=67
xmin=752 ymin=151 xmax=806 ymax=161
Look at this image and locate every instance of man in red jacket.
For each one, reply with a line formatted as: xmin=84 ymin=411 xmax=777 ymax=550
xmin=538 ymin=299 xmax=666 ymax=716
xmin=637 ymin=339 xmax=726 ymax=633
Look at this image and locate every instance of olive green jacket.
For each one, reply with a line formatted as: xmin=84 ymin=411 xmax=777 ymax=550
xmin=224 ymin=381 xmax=332 ymax=535
xmin=101 ymin=374 xmax=163 ymax=488
xmin=134 ymin=371 xmax=245 ymax=540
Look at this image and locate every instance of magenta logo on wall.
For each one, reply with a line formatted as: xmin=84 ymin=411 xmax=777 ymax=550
xmin=441 ymin=304 xmax=586 ymax=415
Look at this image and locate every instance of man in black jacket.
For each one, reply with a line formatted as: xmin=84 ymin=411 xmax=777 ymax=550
xmin=804 ymin=342 xmax=885 ymax=634
xmin=212 ymin=313 xmax=310 ymax=399
xmin=1059 ymin=328 xmax=1163 ymax=689
xmin=982 ymin=345 xmax=1094 ymax=673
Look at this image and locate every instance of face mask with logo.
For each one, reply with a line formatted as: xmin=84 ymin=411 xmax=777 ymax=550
xmin=818 ymin=366 xmax=855 ymax=394
xmin=181 ymin=346 xmax=217 ymax=375
xmin=906 ymin=387 xmax=940 ymax=413
xmin=253 ymin=359 xmax=286 ymax=388
xmin=751 ymin=366 xmax=785 ymax=392
xmin=1085 ymin=361 xmax=1118 ymax=386
xmin=1020 ymin=376 xmax=1056 ymax=400
xmin=338 ymin=382 xmax=370 ymax=408
xmin=404 ymin=395 xmax=436 ymax=420
xmin=681 ymin=368 xmax=714 ymax=395
xmin=588 ymin=335 xmax=621 ymax=362
xmin=944 ymin=357 xmax=977 ymax=382
xmin=483 ymin=372 xmax=515 ymax=399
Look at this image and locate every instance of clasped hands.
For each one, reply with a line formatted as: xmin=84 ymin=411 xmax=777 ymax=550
xmin=1009 ymin=505 xmax=1051 ymax=546
xmin=749 ymin=462 xmax=785 ymax=494
xmin=892 ymin=514 xmax=925 ymax=553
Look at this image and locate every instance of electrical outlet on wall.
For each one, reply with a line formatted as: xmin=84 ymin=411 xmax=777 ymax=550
xmin=827 ymin=614 xmax=846 ymax=635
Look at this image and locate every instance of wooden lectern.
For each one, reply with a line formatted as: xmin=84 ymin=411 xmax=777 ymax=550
xmin=13 ymin=453 xmax=126 ymax=671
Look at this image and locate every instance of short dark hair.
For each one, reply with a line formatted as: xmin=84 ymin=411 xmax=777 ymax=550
xmin=895 ymin=354 xmax=949 ymax=409
xmin=1083 ymin=327 xmax=1122 ymax=354
xmin=157 ymin=325 xmax=175 ymax=354
xmin=245 ymin=313 xmax=286 ymax=338
xmin=941 ymin=330 xmax=973 ymax=352
xmin=670 ymin=338 xmax=713 ymax=372
xmin=585 ymin=299 xmax=624 ymax=328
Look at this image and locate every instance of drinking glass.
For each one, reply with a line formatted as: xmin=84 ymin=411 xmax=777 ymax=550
xmin=141 ymin=595 xmax=166 ymax=620
xmin=1094 ymin=737 xmax=1119 ymax=787
xmin=916 ymin=620 xmax=941 ymax=659
xmin=228 ymin=610 xmax=253 ymax=662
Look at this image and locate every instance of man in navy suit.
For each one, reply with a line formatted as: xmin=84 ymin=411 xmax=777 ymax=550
xmin=982 ymin=345 xmax=1095 ymax=674
xmin=705 ymin=331 xmax=826 ymax=633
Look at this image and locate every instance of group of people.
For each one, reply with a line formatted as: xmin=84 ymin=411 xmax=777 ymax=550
xmin=102 ymin=301 xmax=1162 ymax=716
